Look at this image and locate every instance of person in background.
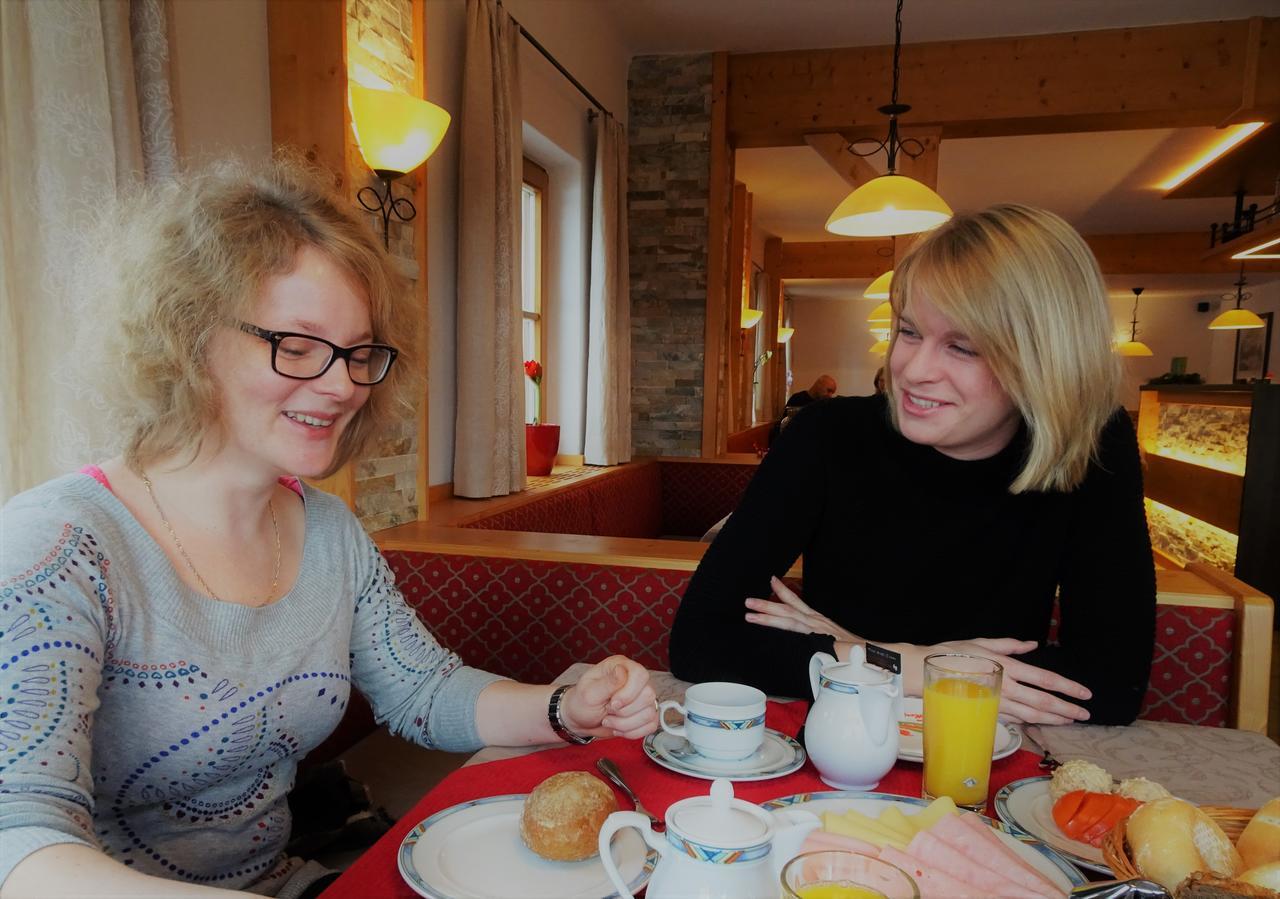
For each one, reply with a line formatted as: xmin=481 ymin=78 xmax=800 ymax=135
xmin=786 ymin=374 xmax=838 ymax=410
xmin=670 ymin=204 xmax=1155 ymax=727
xmin=0 ymin=158 xmax=658 ymax=899
xmin=873 ymin=367 xmax=886 ymax=395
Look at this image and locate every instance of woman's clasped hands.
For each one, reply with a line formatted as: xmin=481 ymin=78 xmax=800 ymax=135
xmin=744 ymin=576 xmax=1092 ymax=726
xmin=559 ymin=655 xmax=660 ymax=740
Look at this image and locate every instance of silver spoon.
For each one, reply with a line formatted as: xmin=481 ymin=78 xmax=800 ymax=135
xmin=596 ymin=757 xmax=663 ymax=831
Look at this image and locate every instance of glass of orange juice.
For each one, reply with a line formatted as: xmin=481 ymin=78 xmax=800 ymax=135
xmin=779 ymin=850 xmax=919 ymax=899
xmin=922 ymin=653 xmax=1003 ymax=811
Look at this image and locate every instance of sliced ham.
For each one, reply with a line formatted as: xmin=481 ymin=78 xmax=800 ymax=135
xmin=906 ymin=830 xmax=1038 ymax=898
xmin=878 ymin=844 xmax=988 ymax=898
xmin=800 ymin=828 xmax=879 ymax=857
xmin=953 ymin=811 xmax=1064 ymax=898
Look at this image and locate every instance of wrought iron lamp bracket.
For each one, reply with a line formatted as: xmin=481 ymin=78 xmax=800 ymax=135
xmin=357 ymin=170 xmax=417 ymax=250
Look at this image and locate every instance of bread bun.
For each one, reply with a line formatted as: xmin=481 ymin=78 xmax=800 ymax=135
xmin=1238 ymin=861 xmax=1280 ymax=893
xmin=520 ymin=771 xmax=618 ymax=861
xmin=1127 ymin=798 xmax=1243 ymax=892
xmin=1238 ymin=799 xmax=1280 ymax=870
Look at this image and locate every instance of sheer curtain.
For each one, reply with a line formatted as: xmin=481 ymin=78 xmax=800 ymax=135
xmin=453 ymin=0 xmax=524 ymax=498
xmin=0 ymin=0 xmax=176 ymax=502
xmin=584 ymin=113 xmax=631 ymax=466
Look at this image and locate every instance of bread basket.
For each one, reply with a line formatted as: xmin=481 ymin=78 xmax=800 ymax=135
xmin=1101 ymin=806 xmax=1256 ymax=878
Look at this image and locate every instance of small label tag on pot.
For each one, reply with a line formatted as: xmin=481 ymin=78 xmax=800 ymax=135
xmin=866 ymin=643 xmax=901 ymax=674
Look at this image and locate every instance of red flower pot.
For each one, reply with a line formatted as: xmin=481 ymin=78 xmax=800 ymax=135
xmin=525 ymin=423 xmax=560 ymax=476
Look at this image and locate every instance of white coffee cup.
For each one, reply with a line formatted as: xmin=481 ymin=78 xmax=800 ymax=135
xmin=659 ymin=682 xmax=767 ymax=760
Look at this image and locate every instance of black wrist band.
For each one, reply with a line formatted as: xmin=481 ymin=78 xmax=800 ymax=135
xmin=548 ymin=684 xmax=594 ymax=745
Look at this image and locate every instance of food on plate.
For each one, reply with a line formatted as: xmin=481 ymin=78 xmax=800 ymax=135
xmin=1237 ymin=798 xmax=1280 ymax=870
xmin=1049 ymin=758 xmax=1113 ymax=803
xmin=1051 ymin=790 xmax=1141 ymax=847
xmin=1175 ymin=870 xmax=1280 ymax=899
xmin=518 ymin=771 xmax=618 ymax=861
xmin=798 ymin=796 xmax=1066 ymax=898
xmin=1117 ymin=776 xmax=1173 ymax=802
xmin=1126 ymin=798 xmax=1243 ymax=892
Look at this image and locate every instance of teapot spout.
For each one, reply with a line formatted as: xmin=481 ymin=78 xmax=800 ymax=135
xmin=768 ymin=808 xmax=821 ymax=877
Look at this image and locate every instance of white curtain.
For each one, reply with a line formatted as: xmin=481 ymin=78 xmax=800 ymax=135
xmin=584 ymin=113 xmax=631 ymax=465
xmin=0 ymin=0 xmax=176 ymax=502
xmin=453 ymin=0 xmax=524 ymax=498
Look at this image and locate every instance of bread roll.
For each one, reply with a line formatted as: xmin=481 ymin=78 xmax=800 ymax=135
xmin=1127 ymin=798 xmax=1243 ymax=892
xmin=1238 ymin=799 xmax=1280 ymax=870
xmin=520 ymin=771 xmax=618 ymax=861
xmin=1175 ymin=871 xmax=1279 ymax=899
xmin=1238 ymin=861 xmax=1280 ymax=893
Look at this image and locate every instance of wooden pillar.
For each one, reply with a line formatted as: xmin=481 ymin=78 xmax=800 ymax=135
xmin=727 ymin=182 xmax=748 ymax=433
xmin=702 ymin=52 xmax=732 ymax=457
xmin=763 ymin=236 xmax=783 ymax=420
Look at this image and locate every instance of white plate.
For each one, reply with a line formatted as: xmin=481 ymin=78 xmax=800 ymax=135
xmin=994 ymin=776 xmax=1112 ymax=874
xmin=642 ymin=727 xmax=806 ymax=781
xmin=896 ymin=697 xmax=1022 ymax=763
xmin=397 ymin=794 xmax=657 ymax=899
xmin=762 ymin=790 xmax=1087 ymax=892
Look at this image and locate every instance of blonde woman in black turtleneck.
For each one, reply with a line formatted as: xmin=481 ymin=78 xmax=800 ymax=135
xmin=670 ymin=204 xmax=1155 ymax=726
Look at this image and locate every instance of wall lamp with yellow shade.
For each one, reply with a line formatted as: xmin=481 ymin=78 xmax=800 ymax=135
xmin=741 ymin=308 xmax=764 ymax=329
xmin=1209 ymin=268 xmax=1265 ymax=330
xmin=349 ymin=84 xmax=451 ymax=249
xmin=776 ymin=326 xmax=795 ymax=343
xmin=1116 ymin=287 xmax=1154 ymax=357
xmin=869 ymin=338 xmax=890 ymax=356
xmin=864 ymin=270 xmax=894 ymax=300
xmin=867 ymin=300 xmax=893 ymax=325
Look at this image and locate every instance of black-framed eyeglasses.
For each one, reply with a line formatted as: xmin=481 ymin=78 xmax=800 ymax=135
xmin=237 ymin=322 xmax=399 ymax=386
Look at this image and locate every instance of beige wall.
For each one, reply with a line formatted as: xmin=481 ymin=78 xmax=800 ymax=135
xmin=168 ymin=0 xmax=271 ymax=163
xmin=789 ymin=296 xmax=884 ymax=402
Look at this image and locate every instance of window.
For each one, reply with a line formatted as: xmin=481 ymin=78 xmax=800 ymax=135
xmin=521 ymin=158 xmax=548 ymax=424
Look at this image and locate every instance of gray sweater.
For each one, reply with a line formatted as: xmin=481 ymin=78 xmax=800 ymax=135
xmin=0 ymin=473 xmax=504 ymax=894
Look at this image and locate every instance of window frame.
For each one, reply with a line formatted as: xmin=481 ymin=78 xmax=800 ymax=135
xmin=521 ymin=157 xmax=549 ymax=424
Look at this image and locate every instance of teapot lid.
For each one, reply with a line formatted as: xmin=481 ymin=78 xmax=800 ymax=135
xmin=667 ymin=779 xmax=772 ymax=848
xmin=820 ymin=644 xmax=895 ymax=687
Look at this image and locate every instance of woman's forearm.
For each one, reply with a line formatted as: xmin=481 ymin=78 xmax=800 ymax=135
xmin=472 ymin=681 xmax=560 ymax=746
xmin=2 ymin=843 xmax=248 ymax=899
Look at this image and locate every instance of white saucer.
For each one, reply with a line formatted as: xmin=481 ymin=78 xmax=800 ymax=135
xmin=642 ymin=727 xmax=806 ymax=781
xmin=397 ymin=794 xmax=657 ymax=898
xmin=994 ymin=776 xmax=1112 ymax=874
xmin=896 ymin=696 xmax=1022 ymax=762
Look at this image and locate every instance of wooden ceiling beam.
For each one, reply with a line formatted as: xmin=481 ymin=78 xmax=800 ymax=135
xmin=729 ymin=17 xmax=1280 ymax=148
xmin=803 ymin=132 xmax=878 ymax=188
xmin=779 ymin=234 xmax=1280 ymax=280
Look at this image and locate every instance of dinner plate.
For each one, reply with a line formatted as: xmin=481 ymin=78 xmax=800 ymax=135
xmin=896 ymin=697 xmax=1023 ymax=762
xmin=994 ymin=776 xmax=1112 ymax=874
xmin=642 ymin=727 xmax=806 ymax=781
xmin=762 ymin=790 xmax=1087 ymax=891
xmin=397 ymin=794 xmax=657 ymax=899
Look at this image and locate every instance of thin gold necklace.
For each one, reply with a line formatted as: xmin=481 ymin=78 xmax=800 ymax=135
xmin=140 ymin=473 xmax=281 ymax=604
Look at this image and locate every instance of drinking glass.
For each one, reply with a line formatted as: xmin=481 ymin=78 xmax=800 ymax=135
xmin=779 ymin=850 xmax=919 ymax=899
xmin=921 ymin=653 xmax=1003 ymax=811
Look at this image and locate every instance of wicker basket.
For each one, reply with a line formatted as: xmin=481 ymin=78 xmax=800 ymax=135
xmin=1101 ymin=806 xmax=1256 ymax=878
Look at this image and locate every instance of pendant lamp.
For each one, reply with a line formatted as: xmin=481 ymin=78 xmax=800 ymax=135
xmin=741 ymin=308 xmax=764 ymax=329
xmin=867 ymin=301 xmax=893 ymax=324
xmin=777 ymin=326 xmax=795 ymax=343
xmin=824 ymin=0 xmax=952 ymax=238
xmin=1209 ymin=268 xmax=1265 ymax=330
xmin=1116 ymin=287 xmax=1154 ymax=357
xmin=864 ymin=270 xmax=894 ymax=299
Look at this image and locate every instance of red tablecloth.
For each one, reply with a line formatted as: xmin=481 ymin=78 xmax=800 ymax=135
xmin=321 ymin=700 xmax=1044 ymax=898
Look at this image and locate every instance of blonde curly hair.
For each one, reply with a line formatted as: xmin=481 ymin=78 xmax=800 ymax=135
xmin=886 ymin=204 xmax=1121 ymax=494
xmin=90 ymin=155 xmax=420 ymax=477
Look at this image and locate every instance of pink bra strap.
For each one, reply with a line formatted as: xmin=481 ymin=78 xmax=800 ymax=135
xmin=79 ymin=465 xmax=304 ymax=498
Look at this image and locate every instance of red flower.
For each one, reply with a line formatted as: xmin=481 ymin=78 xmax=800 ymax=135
xmin=523 ymin=359 xmax=543 ymax=383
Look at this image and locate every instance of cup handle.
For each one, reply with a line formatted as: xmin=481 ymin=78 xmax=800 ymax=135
xmin=658 ymin=700 xmax=686 ymax=739
xmin=598 ymin=810 xmax=664 ymax=899
xmin=809 ymin=651 xmax=837 ymax=700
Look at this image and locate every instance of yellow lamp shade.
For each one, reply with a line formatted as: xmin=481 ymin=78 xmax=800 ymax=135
xmin=826 ymin=175 xmax=953 ymax=237
xmin=1116 ymin=340 xmax=1154 ymax=357
xmin=741 ymin=308 xmax=764 ymax=329
xmin=867 ymin=300 xmax=893 ymax=324
xmin=869 ymin=338 xmax=890 ymax=355
xmin=869 ymin=326 xmax=891 ymax=341
xmin=349 ymin=84 xmax=451 ymax=175
xmin=1208 ymin=308 xmax=1266 ymax=330
xmin=864 ymin=270 xmax=894 ymax=300
xmin=777 ymin=326 xmax=795 ymax=343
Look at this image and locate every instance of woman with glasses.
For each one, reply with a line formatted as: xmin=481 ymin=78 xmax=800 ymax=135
xmin=0 ymin=159 xmax=657 ymax=898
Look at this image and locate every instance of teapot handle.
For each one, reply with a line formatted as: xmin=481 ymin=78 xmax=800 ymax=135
xmin=598 ymin=810 xmax=665 ymax=899
xmin=808 ymin=652 xmax=837 ymax=700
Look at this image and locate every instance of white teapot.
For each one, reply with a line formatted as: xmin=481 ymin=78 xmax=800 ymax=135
xmin=805 ymin=645 xmax=903 ymax=790
xmin=598 ymin=778 xmax=819 ymax=899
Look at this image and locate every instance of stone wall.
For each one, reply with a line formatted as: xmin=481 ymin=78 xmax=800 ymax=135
xmin=346 ymin=0 xmax=423 ymax=531
xmin=1146 ymin=499 xmax=1238 ymax=571
xmin=628 ymin=54 xmax=712 ymax=456
xmin=1155 ymin=403 xmax=1250 ymax=475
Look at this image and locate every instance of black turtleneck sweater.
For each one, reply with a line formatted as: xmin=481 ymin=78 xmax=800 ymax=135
xmin=668 ymin=394 xmax=1156 ymax=725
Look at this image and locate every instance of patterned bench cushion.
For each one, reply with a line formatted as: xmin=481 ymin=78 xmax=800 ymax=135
xmin=659 ymin=461 xmax=757 ymax=538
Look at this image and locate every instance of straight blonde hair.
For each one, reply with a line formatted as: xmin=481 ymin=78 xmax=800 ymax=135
xmin=887 ymin=204 xmax=1121 ymax=493
xmin=91 ymin=155 xmax=421 ymax=478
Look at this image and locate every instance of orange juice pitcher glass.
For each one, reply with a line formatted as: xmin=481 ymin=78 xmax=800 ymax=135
xmin=921 ymin=653 xmax=1002 ymax=812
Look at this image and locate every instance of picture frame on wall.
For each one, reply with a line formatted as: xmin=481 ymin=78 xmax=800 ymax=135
xmin=1234 ymin=311 xmax=1274 ymax=382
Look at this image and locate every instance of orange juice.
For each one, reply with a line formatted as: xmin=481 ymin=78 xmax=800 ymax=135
xmin=795 ymin=884 xmax=886 ymax=899
xmin=922 ymin=676 xmax=1000 ymax=809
